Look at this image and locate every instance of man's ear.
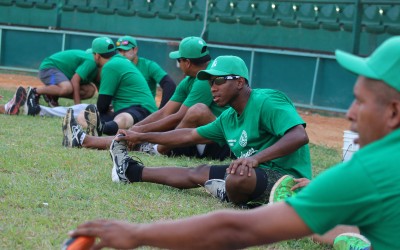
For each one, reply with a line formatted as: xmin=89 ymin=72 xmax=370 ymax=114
xmin=388 ymin=100 xmax=400 ymax=129
xmin=237 ymin=77 xmax=245 ymax=89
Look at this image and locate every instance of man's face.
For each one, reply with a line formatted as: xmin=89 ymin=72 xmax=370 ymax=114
xmin=209 ymin=75 xmax=241 ymax=106
xmin=118 ymin=48 xmax=136 ymax=61
xmin=346 ymin=76 xmax=389 ymax=147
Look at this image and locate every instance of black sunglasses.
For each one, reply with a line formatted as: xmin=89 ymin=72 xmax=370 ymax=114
xmin=177 ymin=58 xmax=187 ymax=63
xmin=209 ymin=75 xmax=240 ymax=86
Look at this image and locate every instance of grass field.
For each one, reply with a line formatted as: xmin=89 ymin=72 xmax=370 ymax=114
xmin=0 ymin=88 xmax=341 ymax=249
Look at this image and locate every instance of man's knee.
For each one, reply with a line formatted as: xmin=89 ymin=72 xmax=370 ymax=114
xmin=185 ymin=103 xmax=211 ymax=120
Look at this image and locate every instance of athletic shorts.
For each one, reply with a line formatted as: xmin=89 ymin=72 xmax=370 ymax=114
xmin=209 ymin=165 xmax=285 ymax=207
xmin=169 ymin=144 xmax=233 ymax=161
xmin=38 ymin=68 xmax=69 ymax=85
xmin=100 ymin=105 xmax=151 ymax=124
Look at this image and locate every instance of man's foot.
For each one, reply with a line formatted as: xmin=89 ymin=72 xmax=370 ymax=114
xmin=333 ymin=233 xmax=371 ymax=250
xmin=269 ymin=175 xmax=299 ymax=204
xmin=5 ymin=86 xmax=27 ymax=115
xmin=84 ymin=104 xmax=103 ymax=136
xmin=110 ymin=135 xmax=144 ymax=183
xmin=134 ymin=142 xmax=158 ymax=155
xmin=204 ymin=179 xmax=227 ymax=202
xmin=62 ymin=108 xmax=84 ymax=148
xmin=24 ymin=87 xmax=41 ymax=116
xmin=43 ymin=94 xmax=59 ymax=107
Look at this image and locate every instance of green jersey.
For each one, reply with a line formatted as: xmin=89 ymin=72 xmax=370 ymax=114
xmin=39 ymin=50 xmax=97 ymax=84
xmin=197 ymin=89 xmax=311 ymax=179
xmin=99 ymin=54 xmax=157 ymax=113
xmin=286 ymin=128 xmax=400 ymax=250
xmin=135 ymin=57 xmax=167 ymax=97
xmin=170 ymin=60 xmax=227 ymax=117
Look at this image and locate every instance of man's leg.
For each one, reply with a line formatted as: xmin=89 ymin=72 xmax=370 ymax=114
xmin=226 ymin=168 xmax=284 ymax=206
xmin=110 ymin=137 xmax=212 ymax=188
xmin=39 ymin=104 xmax=89 ymax=118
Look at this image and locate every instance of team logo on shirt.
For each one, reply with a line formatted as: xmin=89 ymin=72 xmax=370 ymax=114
xmin=239 ymin=130 xmax=247 ymax=147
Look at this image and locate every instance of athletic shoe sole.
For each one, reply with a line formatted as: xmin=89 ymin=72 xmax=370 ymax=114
xmin=269 ymin=175 xmax=296 ymax=204
xmin=8 ymin=87 xmax=27 ymax=115
xmin=84 ymin=104 xmax=99 ymax=136
xmin=62 ymin=108 xmax=73 ymax=147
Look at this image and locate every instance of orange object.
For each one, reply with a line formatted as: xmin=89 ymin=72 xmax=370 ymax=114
xmin=62 ymin=236 xmax=95 ymax=250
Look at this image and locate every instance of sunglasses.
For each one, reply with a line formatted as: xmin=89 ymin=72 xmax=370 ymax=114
xmin=209 ymin=75 xmax=240 ymax=86
xmin=116 ymin=40 xmax=135 ymax=47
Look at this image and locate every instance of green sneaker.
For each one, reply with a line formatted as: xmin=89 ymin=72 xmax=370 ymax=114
xmin=333 ymin=233 xmax=371 ymax=250
xmin=269 ymin=175 xmax=298 ymax=204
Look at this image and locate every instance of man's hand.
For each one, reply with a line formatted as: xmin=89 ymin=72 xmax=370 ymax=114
xmin=69 ymin=219 xmax=139 ymax=250
xmin=115 ymin=129 xmax=143 ymax=149
xmin=292 ymin=178 xmax=310 ymax=191
xmin=226 ymin=157 xmax=259 ymax=177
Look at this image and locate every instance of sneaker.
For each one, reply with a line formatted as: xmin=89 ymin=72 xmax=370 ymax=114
xmin=5 ymin=86 xmax=27 ymax=115
xmin=84 ymin=104 xmax=103 ymax=136
xmin=333 ymin=233 xmax=371 ymax=250
xmin=62 ymin=108 xmax=83 ymax=148
xmin=43 ymin=94 xmax=59 ymax=107
xmin=134 ymin=142 xmax=158 ymax=155
xmin=269 ymin=175 xmax=299 ymax=204
xmin=110 ymin=135 xmax=144 ymax=183
xmin=204 ymin=179 xmax=227 ymax=202
xmin=24 ymin=87 xmax=41 ymax=116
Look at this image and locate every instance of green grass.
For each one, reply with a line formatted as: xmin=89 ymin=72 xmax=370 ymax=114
xmin=0 ymin=88 xmax=341 ymax=249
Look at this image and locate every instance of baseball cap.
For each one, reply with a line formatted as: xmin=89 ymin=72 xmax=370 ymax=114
xmin=335 ymin=36 xmax=400 ymax=92
xmin=91 ymin=36 xmax=115 ymax=54
xmin=197 ymin=55 xmax=249 ymax=80
xmin=169 ymin=36 xmax=209 ymax=59
xmin=116 ymin=35 xmax=137 ymax=50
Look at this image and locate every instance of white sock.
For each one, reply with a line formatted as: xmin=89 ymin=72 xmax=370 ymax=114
xmin=153 ymin=144 xmax=160 ymax=155
xmin=196 ymin=144 xmax=206 ymax=156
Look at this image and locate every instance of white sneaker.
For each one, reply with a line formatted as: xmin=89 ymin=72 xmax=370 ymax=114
xmin=204 ymin=179 xmax=227 ymax=202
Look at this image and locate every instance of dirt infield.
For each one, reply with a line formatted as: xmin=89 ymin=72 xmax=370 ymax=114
xmin=0 ymin=73 xmax=350 ymax=149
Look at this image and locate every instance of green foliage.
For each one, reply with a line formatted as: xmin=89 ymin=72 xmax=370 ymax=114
xmin=0 ymin=88 xmax=338 ymax=249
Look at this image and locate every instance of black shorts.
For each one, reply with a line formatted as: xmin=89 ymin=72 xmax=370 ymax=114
xmin=209 ymin=165 xmax=285 ymax=207
xmin=169 ymin=143 xmax=233 ymax=161
xmin=100 ymin=105 xmax=151 ymax=124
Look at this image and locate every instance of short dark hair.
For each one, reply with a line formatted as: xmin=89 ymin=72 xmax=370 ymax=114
xmin=98 ymin=50 xmax=116 ymax=59
xmin=188 ymin=54 xmax=211 ymax=66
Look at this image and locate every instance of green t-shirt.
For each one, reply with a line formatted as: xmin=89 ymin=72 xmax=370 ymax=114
xmin=39 ymin=50 xmax=98 ymax=84
xmin=197 ymin=89 xmax=311 ymax=179
xmin=135 ymin=57 xmax=167 ymax=97
xmin=286 ymin=129 xmax=400 ymax=250
xmin=170 ymin=60 xmax=227 ymax=117
xmin=99 ymin=54 xmax=157 ymax=113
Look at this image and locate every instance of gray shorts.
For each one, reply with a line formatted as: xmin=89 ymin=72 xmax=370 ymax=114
xmin=38 ymin=68 xmax=69 ymax=85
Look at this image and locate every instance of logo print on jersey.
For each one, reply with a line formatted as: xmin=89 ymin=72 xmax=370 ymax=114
xmin=239 ymin=130 xmax=247 ymax=147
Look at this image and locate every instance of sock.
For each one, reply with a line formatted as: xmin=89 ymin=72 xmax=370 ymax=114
xmin=4 ymin=102 xmax=11 ymax=113
xmin=153 ymin=144 xmax=160 ymax=155
xmin=102 ymin=121 xmax=119 ymax=135
xmin=79 ymin=132 xmax=86 ymax=146
xmin=196 ymin=144 xmax=206 ymax=156
xmin=126 ymin=160 xmax=144 ymax=182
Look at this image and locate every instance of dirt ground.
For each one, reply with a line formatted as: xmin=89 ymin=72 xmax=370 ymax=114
xmin=0 ymin=73 xmax=350 ymax=149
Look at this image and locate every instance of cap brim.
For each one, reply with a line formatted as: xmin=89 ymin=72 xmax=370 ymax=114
xmin=197 ymin=69 xmax=231 ymax=80
xmin=335 ymin=50 xmax=379 ymax=79
xmin=169 ymin=51 xmax=181 ymax=59
xmin=117 ymin=45 xmax=134 ymax=50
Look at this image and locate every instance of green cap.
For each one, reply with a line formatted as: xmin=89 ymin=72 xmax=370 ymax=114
xmin=92 ymin=36 xmax=115 ymax=54
xmin=197 ymin=55 xmax=249 ymax=80
xmin=336 ymin=36 xmax=400 ymax=92
xmin=116 ymin=35 xmax=137 ymax=50
xmin=169 ymin=36 xmax=209 ymax=59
